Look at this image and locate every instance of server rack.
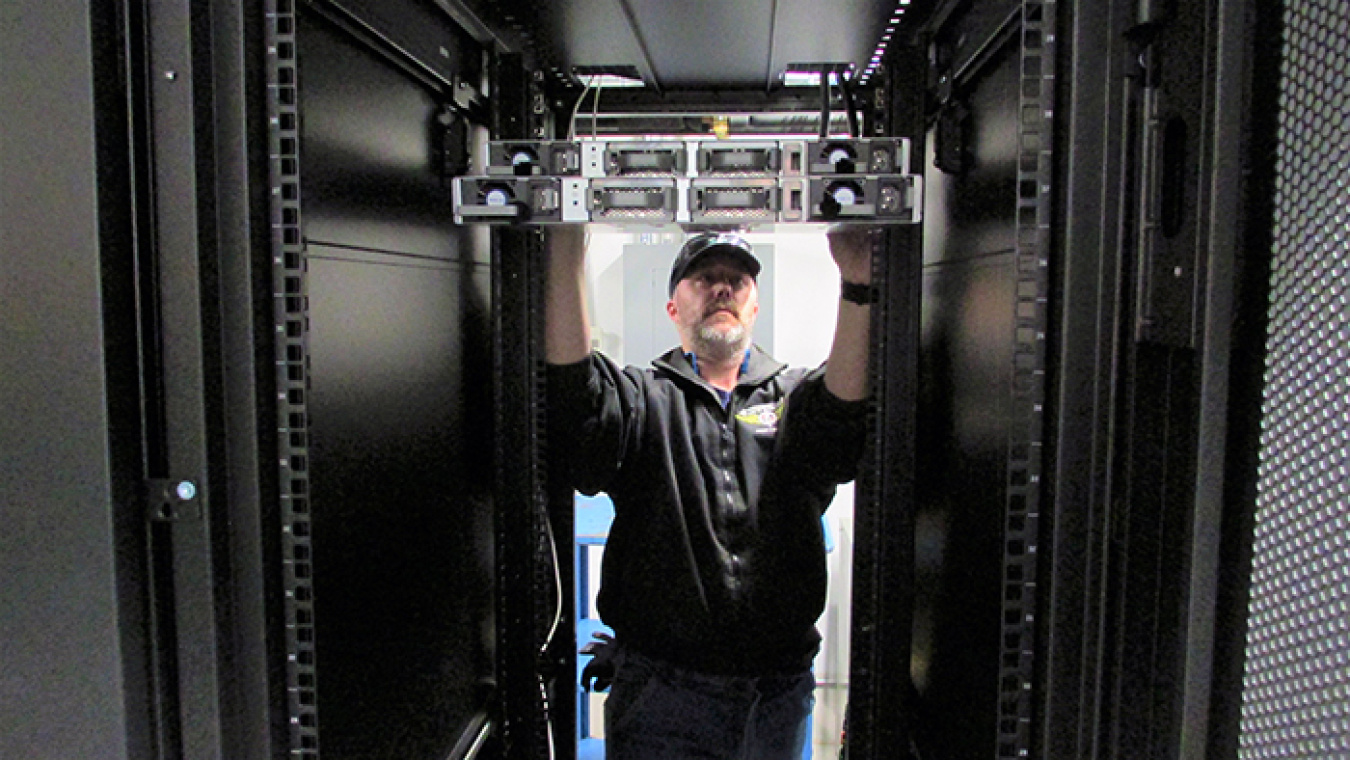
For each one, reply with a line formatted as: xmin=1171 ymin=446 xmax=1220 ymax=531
xmin=264 ymin=2 xmax=501 ymax=758
xmin=1037 ymin=0 xmax=1285 ymax=758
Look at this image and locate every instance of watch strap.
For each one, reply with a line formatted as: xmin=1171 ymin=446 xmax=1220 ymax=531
xmin=840 ymin=280 xmax=878 ymax=305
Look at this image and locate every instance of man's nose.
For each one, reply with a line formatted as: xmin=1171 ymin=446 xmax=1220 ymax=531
xmin=709 ymin=278 xmax=734 ymax=298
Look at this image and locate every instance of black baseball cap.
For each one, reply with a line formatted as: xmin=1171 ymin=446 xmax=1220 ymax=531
xmin=667 ymin=232 xmax=761 ymax=296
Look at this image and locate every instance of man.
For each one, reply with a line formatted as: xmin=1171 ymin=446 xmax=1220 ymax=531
xmin=545 ymin=226 xmax=876 ymax=759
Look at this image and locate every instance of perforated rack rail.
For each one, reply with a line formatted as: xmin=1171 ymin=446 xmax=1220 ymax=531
xmin=997 ymin=1 xmax=1057 ymax=758
xmin=266 ymin=1 xmax=321 ymax=757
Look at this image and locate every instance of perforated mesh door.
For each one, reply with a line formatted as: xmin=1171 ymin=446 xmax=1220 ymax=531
xmin=1239 ymin=0 xmax=1350 ymax=755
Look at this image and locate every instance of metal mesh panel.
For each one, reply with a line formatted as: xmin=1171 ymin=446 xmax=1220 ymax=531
xmin=1239 ymin=0 xmax=1350 ymax=755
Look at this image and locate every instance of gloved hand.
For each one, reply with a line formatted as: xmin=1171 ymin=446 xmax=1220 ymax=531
xmin=579 ymin=631 xmax=616 ymax=692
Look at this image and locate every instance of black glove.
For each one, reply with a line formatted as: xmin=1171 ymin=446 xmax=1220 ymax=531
xmin=579 ymin=631 xmax=616 ymax=692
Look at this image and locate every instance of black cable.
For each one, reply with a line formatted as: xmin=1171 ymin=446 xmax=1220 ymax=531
xmin=841 ymin=73 xmax=860 ymax=138
xmin=819 ymin=64 xmax=832 ymax=139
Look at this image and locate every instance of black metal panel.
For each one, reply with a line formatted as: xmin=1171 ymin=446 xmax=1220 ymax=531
xmin=298 ymin=13 xmax=464 ymax=262
xmin=908 ymin=30 xmax=1021 ymax=760
xmin=463 ymin=0 xmax=912 ymax=91
xmin=1039 ymin=0 xmax=1139 ymax=755
xmin=8 ymin=1 xmax=285 ymax=757
xmin=143 ymin=0 xmax=229 ymax=753
xmin=0 ymin=2 xmax=139 ymax=757
xmin=1127 ymin=0 xmax=1214 ymax=349
xmin=1094 ymin=0 xmax=1239 ymax=753
xmin=911 ymin=252 xmax=1016 ymax=759
xmin=305 ymin=248 xmax=495 ymax=760
xmin=920 ymin=39 xmax=1019 ymax=268
xmin=207 ymin=0 xmax=289 ymax=756
xmin=89 ymin=1 xmax=159 ymax=757
xmin=1103 ymin=345 xmax=1200 ymax=758
xmin=278 ymin=7 xmax=496 ymax=759
xmin=621 ymin=0 xmax=774 ymax=87
xmin=321 ymin=0 xmax=482 ymax=88
xmin=1204 ymin=0 xmax=1284 ymax=754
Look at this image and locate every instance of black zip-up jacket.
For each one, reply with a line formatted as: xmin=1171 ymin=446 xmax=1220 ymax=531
xmin=547 ymin=345 xmax=867 ymax=676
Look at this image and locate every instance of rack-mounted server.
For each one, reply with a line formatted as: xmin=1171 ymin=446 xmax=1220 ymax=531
xmin=453 ymin=138 xmax=923 ymax=225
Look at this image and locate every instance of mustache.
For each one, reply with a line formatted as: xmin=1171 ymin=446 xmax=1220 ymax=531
xmin=703 ymin=300 xmax=739 ymax=319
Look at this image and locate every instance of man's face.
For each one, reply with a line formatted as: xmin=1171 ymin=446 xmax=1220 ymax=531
xmin=666 ymin=252 xmax=759 ymax=360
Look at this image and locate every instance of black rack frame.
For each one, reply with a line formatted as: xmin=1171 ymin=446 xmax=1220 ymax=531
xmin=491 ymin=51 xmax=565 ymax=760
xmin=264 ymin=1 xmax=321 ymax=757
xmin=842 ymin=41 xmax=926 ymax=760
xmin=999 ymin=2 xmax=1057 ymax=758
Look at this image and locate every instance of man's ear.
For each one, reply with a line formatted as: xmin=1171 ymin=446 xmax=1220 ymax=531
xmin=666 ymin=299 xmax=679 ymax=322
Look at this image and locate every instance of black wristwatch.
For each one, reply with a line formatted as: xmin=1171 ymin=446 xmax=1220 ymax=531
xmin=840 ymin=280 xmax=878 ymax=305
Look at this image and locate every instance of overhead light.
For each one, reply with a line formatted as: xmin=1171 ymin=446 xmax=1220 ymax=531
xmin=572 ymin=66 xmax=646 ymax=88
xmin=782 ymin=70 xmax=843 ymax=87
xmin=575 ymin=73 xmax=645 ymax=88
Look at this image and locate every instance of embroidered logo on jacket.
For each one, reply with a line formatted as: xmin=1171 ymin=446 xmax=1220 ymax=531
xmin=736 ymin=402 xmax=784 ymax=435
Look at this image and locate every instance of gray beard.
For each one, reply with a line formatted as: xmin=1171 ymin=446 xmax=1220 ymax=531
xmin=694 ymin=323 xmax=750 ymax=362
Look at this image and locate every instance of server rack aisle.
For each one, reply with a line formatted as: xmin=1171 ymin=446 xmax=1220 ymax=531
xmin=15 ymin=1 xmax=1346 ymax=759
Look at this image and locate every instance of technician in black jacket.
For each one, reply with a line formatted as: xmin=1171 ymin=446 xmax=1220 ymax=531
xmin=546 ymin=226 xmax=876 ymax=760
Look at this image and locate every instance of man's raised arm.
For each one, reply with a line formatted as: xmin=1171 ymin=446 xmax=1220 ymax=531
xmin=545 ymin=226 xmax=592 ymax=366
xmin=824 ymin=227 xmax=878 ymax=401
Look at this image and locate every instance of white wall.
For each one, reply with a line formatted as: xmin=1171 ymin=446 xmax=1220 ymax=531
xmin=583 ymin=228 xmax=631 ymax=360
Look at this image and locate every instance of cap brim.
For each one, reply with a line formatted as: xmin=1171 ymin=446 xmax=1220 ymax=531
xmin=688 ymin=244 xmax=761 ymax=278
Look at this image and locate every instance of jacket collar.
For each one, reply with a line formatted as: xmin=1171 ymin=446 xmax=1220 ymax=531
xmin=653 ymin=344 xmax=787 ymax=394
